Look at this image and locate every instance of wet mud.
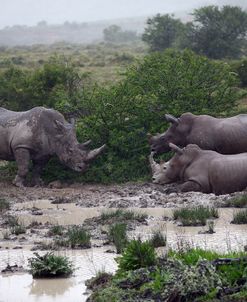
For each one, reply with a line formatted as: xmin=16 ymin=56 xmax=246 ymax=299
xmin=0 ymin=181 xmax=246 ymax=302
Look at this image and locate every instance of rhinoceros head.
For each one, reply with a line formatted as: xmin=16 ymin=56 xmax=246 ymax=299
xmin=148 ymin=114 xmax=191 ymax=154
xmin=163 ymin=143 xmax=200 ymax=183
xmin=53 ymin=120 xmax=106 ymax=172
xmin=149 ymin=152 xmax=169 ymax=184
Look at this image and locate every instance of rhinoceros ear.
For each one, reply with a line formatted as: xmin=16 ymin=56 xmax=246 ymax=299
xmin=169 ymin=143 xmax=183 ymax=155
xmin=165 ymin=114 xmax=179 ymax=125
xmin=54 ymin=120 xmax=72 ymax=133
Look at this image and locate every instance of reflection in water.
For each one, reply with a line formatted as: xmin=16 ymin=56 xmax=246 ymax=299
xmin=29 ymin=278 xmax=75 ymax=296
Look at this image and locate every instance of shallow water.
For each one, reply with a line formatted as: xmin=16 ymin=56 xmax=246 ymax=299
xmin=0 ymin=205 xmax=247 ymax=301
xmin=0 ymin=248 xmax=117 ymax=302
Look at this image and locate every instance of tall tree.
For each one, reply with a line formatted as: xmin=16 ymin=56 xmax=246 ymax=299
xmin=189 ymin=6 xmax=247 ymax=59
xmin=142 ymin=14 xmax=186 ymax=51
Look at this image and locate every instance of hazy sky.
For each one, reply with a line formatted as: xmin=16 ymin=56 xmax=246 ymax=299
xmin=0 ymin=0 xmax=246 ymax=29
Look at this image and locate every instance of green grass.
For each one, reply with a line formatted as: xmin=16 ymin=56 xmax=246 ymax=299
xmin=168 ymin=248 xmax=246 ymax=266
xmin=48 ymin=225 xmax=64 ymax=236
xmin=149 ymin=230 xmax=166 ymax=248
xmin=224 ymin=194 xmax=247 ymax=208
xmin=66 ymin=226 xmax=91 ymax=248
xmin=7 ymin=216 xmax=26 ymax=235
xmin=100 ymin=209 xmax=147 ymax=223
xmin=108 ymin=223 xmax=128 ymax=254
xmin=0 ymin=199 xmax=10 ymax=212
xmin=173 ymin=206 xmax=219 ymax=226
xmin=28 ymin=252 xmax=74 ymax=278
xmin=231 ymin=209 xmax=247 ymax=224
xmin=117 ymin=239 xmax=156 ymax=272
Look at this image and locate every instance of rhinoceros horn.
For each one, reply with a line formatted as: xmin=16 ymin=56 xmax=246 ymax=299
xmin=86 ymin=144 xmax=106 ymax=162
xmin=165 ymin=114 xmax=179 ymax=125
xmin=148 ymin=152 xmax=160 ymax=174
xmin=79 ymin=140 xmax=92 ymax=150
xmin=169 ymin=143 xmax=183 ymax=155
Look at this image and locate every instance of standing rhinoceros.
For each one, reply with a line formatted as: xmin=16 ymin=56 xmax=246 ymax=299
xmin=149 ymin=112 xmax=247 ymax=155
xmin=162 ymin=143 xmax=247 ymax=195
xmin=0 ymin=107 xmax=106 ymax=187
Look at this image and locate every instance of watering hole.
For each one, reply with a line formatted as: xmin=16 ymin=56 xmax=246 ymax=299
xmin=0 ymin=184 xmax=246 ymax=301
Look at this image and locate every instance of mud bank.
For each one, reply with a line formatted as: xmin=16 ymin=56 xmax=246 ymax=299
xmin=0 ymin=181 xmax=233 ymax=208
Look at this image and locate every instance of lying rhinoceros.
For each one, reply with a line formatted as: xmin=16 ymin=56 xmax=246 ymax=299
xmin=148 ymin=152 xmax=169 ymax=184
xmin=149 ymin=112 xmax=247 ymax=155
xmin=161 ymin=143 xmax=247 ymax=195
xmin=0 ymin=107 xmax=106 ymax=187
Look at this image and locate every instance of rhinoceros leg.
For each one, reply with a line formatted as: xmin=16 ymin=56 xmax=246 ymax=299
xmin=31 ymin=157 xmax=50 ymax=187
xmin=13 ymin=148 xmax=30 ymax=188
xmin=181 ymin=181 xmax=202 ymax=193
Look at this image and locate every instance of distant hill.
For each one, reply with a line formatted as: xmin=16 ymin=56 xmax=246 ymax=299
xmin=0 ymin=16 xmax=148 ymax=46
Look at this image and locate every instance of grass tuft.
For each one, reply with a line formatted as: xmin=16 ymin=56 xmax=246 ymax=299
xmin=149 ymin=230 xmax=166 ymax=248
xmin=224 ymin=194 xmax=247 ymax=208
xmin=0 ymin=199 xmax=10 ymax=212
xmin=67 ymin=226 xmax=91 ymax=248
xmin=231 ymin=209 xmax=247 ymax=224
xmin=108 ymin=223 xmax=128 ymax=254
xmin=173 ymin=206 xmax=219 ymax=226
xmin=100 ymin=209 xmax=147 ymax=223
xmin=117 ymin=239 xmax=156 ymax=272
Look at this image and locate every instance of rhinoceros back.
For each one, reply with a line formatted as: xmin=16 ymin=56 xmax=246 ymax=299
xmin=0 ymin=107 xmax=64 ymax=160
xmin=209 ymin=154 xmax=247 ymax=194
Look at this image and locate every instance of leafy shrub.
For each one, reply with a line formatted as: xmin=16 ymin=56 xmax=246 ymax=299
xmin=118 ymin=239 xmax=156 ymax=271
xmin=108 ymin=223 xmax=128 ymax=254
xmin=231 ymin=209 xmax=247 ymax=224
xmin=29 ymin=252 xmax=74 ymax=278
xmin=173 ymin=206 xmax=219 ymax=226
xmin=63 ymin=49 xmax=239 ymax=183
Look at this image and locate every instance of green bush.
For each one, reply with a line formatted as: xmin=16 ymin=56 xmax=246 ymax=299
xmin=0 ymin=49 xmax=240 ymax=184
xmin=28 ymin=252 xmax=74 ymax=278
xmin=118 ymin=239 xmax=156 ymax=272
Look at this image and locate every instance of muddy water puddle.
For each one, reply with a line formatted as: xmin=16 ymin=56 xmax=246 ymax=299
xmin=0 ymin=200 xmax=247 ymax=301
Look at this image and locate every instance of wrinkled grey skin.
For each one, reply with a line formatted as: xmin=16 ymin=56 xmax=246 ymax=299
xmin=149 ymin=112 xmax=247 ymax=155
xmin=0 ymin=107 xmax=106 ymax=187
xmin=148 ymin=152 xmax=169 ymax=184
xmin=163 ymin=143 xmax=247 ymax=195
